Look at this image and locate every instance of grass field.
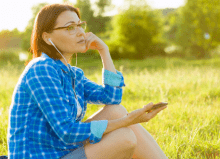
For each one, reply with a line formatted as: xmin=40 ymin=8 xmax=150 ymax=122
xmin=0 ymin=50 xmax=219 ymax=158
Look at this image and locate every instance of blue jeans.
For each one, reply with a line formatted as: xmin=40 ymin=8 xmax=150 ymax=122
xmin=60 ymin=146 xmax=87 ymax=159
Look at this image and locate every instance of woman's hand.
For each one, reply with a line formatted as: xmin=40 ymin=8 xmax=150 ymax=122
xmin=82 ymin=32 xmax=108 ymax=53
xmin=124 ymin=102 xmax=167 ymax=127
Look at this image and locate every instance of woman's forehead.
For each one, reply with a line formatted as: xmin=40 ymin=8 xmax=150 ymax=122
xmin=55 ymin=11 xmax=80 ymax=27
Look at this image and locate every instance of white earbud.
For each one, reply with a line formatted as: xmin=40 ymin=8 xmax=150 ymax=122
xmin=48 ymin=38 xmax=52 ymax=44
xmin=47 ymin=38 xmax=69 ymax=68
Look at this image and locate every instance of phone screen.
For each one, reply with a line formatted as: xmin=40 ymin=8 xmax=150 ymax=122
xmin=147 ymin=102 xmax=168 ymax=112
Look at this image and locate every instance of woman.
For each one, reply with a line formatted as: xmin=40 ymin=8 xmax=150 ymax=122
xmin=7 ymin=3 xmax=168 ymax=159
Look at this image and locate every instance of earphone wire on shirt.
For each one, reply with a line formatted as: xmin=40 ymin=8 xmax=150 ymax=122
xmin=49 ymin=38 xmax=82 ymax=119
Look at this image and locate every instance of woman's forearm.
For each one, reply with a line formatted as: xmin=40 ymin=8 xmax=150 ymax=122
xmin=99 ymin=49 xmax=117 ymax=74
xmin=99 ymin=49 xmax=128 ymax=135
xmin=103 ymin=115 xmax=129 ymax=135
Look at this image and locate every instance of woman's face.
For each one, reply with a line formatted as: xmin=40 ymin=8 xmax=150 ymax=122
xmin=47 ymin=10 xmax=86 ymax=54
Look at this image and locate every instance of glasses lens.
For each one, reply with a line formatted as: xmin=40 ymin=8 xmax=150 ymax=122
xmin=69 ymin=22 xmax=87 ymax=35
xmin=68 ymin=25 xmax=76 ymax=35
xmin=80 ymin=22 xmax=86 ymax=30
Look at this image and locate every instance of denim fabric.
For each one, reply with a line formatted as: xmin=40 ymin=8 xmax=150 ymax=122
xmin=60 ymin=146 xmax=87 ymax=159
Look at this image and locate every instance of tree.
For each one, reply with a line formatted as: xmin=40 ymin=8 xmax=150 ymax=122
xmin=108 ymin=4 xmax=162 ymax=59
xmin=165 ymin=0 xmax=220 ymax=58
xmin=95 ymin=0 xmax=112 ymax=17
xmin=74 ymin=0 xmax=113 ymax=35
xmin=0 ymin=29 xmax=22 ymax=49
xmin=74 ymin=0 xmax=95 ymax=33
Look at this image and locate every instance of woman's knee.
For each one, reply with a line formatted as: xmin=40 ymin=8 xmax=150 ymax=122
xmin=124 ymin=128 xmax=137 ymax=149
xmin=113 ymin=127 xmax=137 ymax=149
xmin=87 ymin=127 xmax=137 ymax=149
xmin=84 ymin=127 xmax=137 ymax=159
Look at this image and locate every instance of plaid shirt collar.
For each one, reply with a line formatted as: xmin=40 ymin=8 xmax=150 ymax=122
xmin=41 ymin=52 xmax=76 ymax=78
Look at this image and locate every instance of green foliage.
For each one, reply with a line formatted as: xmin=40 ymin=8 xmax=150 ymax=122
xmin=108 ymin=4 xmax=164 ymax=59
xmin=164 ymin=0 xmax=220 ymax=59
xmin=95 ymin=0 xmax=112 ymax=17
xmin=0 ymin=48 xmax=23 ymax=64
xmin=0 ymin=29 xmax=22 ymax=49
xmin=75 ymin=0 xmax=112 ymax=35
xmin=74 ymin=0 xmax=95 ymax=33
xmin=104 ymin=39 xmax=121 ymax=59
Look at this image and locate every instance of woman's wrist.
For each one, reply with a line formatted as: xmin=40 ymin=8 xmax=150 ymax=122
xmin=98 ymin=46 xmax=109 ymax=54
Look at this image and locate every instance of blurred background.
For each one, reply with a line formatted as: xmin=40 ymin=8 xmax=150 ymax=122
xmin=1 ymin=0 xmax=220 ymax=158
xmin=1 ymin=0 xmax=220 ymax=61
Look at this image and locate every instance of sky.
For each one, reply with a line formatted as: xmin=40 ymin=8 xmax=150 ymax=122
xmin=0 ymin=0 xmax=185 ymax=32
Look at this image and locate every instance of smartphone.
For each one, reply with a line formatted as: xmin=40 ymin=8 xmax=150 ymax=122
xmin=147 ymin=102 xmax=168 ymax=112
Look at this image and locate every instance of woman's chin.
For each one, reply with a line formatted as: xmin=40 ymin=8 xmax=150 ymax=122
xmin=81 ymin=45 xmax=87 ymax=53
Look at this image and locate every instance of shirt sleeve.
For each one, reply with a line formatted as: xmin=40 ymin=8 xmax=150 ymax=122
xmin=84 ymin=68 xmax=126 ymax=105
xmin=25 ymin=62 xmax=108 ymax=145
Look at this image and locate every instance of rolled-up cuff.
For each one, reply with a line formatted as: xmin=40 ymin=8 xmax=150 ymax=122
xmin=91 ymin=120 xmax=108 ymax=139
xmin=102 ymin=68 xmax=126 ymax=87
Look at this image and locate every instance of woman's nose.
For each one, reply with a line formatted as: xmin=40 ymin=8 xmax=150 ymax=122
xmin=76 ymin=27 xmax=86 ymax=37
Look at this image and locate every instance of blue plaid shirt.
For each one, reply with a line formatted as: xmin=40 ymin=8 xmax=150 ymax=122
xmin=7 ymin=52 xmax=126 ymax=159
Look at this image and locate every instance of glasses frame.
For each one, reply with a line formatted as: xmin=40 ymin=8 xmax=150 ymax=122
xmin=52 ymin=21 xmax=87 ymax=34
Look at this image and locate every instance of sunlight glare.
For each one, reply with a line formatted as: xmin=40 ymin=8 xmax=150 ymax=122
xmin=0 ymin=0 xmax=185 ymax=32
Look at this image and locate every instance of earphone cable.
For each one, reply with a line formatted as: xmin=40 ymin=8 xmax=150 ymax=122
xmin=49 ymin=39 xmax=82 ymax=119
xmin=49 ymin=39 xmax=69 ymax=70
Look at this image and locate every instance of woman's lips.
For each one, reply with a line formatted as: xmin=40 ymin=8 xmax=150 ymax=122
xmin=77 ymin=40 xmax=85 ymax=43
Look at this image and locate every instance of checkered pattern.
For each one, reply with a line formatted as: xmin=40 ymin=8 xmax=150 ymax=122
xmin=7 ymin=53 xmax=126 ymax=159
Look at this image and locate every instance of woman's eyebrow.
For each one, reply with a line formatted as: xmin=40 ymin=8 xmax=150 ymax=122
xmin=64 ymin=20 xmax=81 ymax=26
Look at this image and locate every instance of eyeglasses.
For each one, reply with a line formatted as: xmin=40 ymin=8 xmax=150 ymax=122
xmin=52 ymin=21 xmax=87 ymax=35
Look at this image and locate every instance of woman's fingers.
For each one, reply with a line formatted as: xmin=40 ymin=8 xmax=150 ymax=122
xmin=85 ymin=32 xmax=96 ymax=49
xmin=143 ymin=105 xmax=167 ymax=122
xmin=84 ymin=32 xmax=108 ymax=52
xmin=127 ymin=102 xmax=167 ymax=125
xmin=128 ymin=102 xmax=154 ymax=119
xmin=85 ymin=34 xmax=93 ymax=49
xmin=84 ymin=32 xmax=90 ymax=48
xmin=143 ymin=102 xmax=154 ymax=111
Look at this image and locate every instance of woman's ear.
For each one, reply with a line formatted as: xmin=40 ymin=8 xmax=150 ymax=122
xmin=42 ymin=32 xmax=52 ymax=45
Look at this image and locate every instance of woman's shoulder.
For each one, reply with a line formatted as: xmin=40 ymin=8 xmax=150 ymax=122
xmin=24 ymin=56 xmax=59 ymax=76
xmin=29 ymin=55 xmax=57 ymax=67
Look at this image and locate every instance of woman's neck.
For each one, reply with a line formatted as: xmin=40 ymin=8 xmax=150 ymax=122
xmin=60 ymin=53 xmax=73 ymax=66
